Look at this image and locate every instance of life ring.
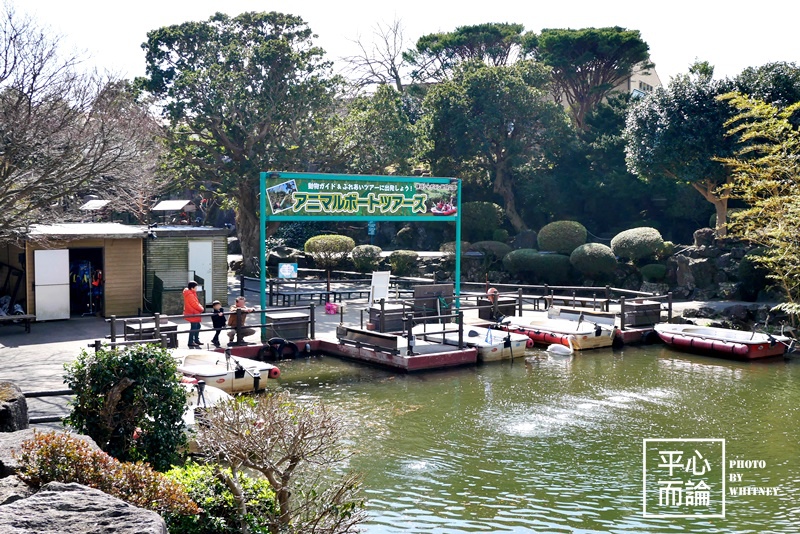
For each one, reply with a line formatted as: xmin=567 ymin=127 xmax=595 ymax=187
xmin=261 ymin=337 xmax=300 ymax=361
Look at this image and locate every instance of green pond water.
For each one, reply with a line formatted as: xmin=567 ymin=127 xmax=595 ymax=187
xmin=276 ymin=345 xmax=800 ymax=533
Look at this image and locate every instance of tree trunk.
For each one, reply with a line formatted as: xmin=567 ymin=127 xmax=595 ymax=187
xmin=235 ymin=182 xmax=281 ymax=275
xmin=691 ymin=181 xmax=729 ymax=237
xmin=492 ymin=165 xmax=529 ymax=233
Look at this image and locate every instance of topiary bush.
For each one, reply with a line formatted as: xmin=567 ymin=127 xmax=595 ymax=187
xmin=304 ymin=235 xmax=356 ymax=271
xmin=64 ymin=344 xmax=187 ymax=471
xmin=166 ymin=461 xmax=277 ymax=534
xmin=389 ymin=250 xmax=419 ymax=276
xmin=640 ymin=263 xmax=668 ymax=282
xmin=492 ymin=228 xmax=510 ymax=243
xmin=657 ymin=240 xmax=676 ymax=259
xmin=351 ymin=245 xmax=383 ymax=273
xmin=470 ymin=241 xmax=512 ymax=260
xmin=461 ymin=202 xmax=504 ymax=242
xmin=440 ymin=241 xmax=470 ymax=253
xmin=569 ymin=243 xmax=618 ymax=278
xmin=15 ymin=430 xmax=199 ymax=522
xmin=537 ymin=221 xmax=587 ymax=254
xmin=610 ymin=227 xmax=665 ymax=262
xmin=503 ymin=249 xmax=572 ymax=284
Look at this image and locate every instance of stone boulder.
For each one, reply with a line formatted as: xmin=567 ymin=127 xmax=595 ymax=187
xmin=511 ymin=230 xmax=538 ymax=250
xmin=0 ymin=382 xmax=28 ymax=433
xmin=0 ymin=475 xmax=33 ymax=505
xmin=227 ymin=236 xmax=241 ymax=255
xmin=267 ymin=246 xmax=306 ymax=268
xmin=693 ymin=227 xmax=716 ymax=247
xmin=0 ymin=429 xmax=100 ymax=478
xmin=0 ymin=482 xmax=167 ymax=533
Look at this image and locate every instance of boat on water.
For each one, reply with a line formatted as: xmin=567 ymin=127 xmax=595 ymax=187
xmin=181 ymin=379 xmax=232 ymax=454
xmin=412 ymin=323 xmax=530 ymax=362
xmin=496 ymin=316 xmax=616 ymax=351
xmin=172 ymin=348 xmax=280 ymax=393
xmin=654 ymin=323 xmax=793 ymax=360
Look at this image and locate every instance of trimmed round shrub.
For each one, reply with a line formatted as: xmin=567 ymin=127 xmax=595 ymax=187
xmin=440 ymin=241 xmax=470 ymax=253
xmin=492 ymin=228 xmax=510 ymax=243
xmin=304 ymin=234 xmax=356 ymax=270
xmin=511 ymin=229 xmax=538 ymax=250
xmin=351 ymin=244 xmax=383 ymax=272
xmin=503 ymin=249 xmax=572 ymax=284
xmin=569 ymin=243 xmax=618 ymax=278
xmin=610 ymin=227 xmax=664 ymax=262
xmin=658 ymin=240 xmax=676 ymax=259
xmin=470 ymin=241 xmax=512 ymax=259
xmin=537 ymin=221 xmax=587 ymax=254
xmin=640 ymin=263 xmax=667 ymax=282
xmin=738 ymin=247 xmax=769 ymax=302
xmin=389 ymin=250 xmax=419 ymax=276
xmin=461 ymin=202 xmax=504 ymax=242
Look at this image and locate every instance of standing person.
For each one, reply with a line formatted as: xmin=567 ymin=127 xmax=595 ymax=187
xmin=209 ymin=300 xmax=226 ymax=347
xmin=227 ymin=296 xmax=256 ymax=344
xmin=183 ymin=281 xmax=204 ymax=348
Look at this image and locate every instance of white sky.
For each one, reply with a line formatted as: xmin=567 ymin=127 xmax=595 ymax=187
xmin=19 ymin=0 xmax=799 ymax=83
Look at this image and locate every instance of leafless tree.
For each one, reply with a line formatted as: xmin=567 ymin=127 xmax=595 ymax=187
xmin=343 ymin=18 xmax=409 ymax=92
xmin=197 ymin=392 xmax=366 ymax=534
xmin=0 ymin=4 xmax=162 ymax=235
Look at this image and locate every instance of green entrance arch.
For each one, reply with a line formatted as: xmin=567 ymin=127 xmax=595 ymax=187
xmin=259 ymin=172 xmax=463 ymax=338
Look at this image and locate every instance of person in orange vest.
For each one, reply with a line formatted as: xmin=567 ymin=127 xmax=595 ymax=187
xmin=183 ymin=281 xmax=204 ymax=348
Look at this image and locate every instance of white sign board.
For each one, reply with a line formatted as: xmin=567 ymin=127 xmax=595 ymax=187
xmin=278 ymin=263 xmax=298 ymax=279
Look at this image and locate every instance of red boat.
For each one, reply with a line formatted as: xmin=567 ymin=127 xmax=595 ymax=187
xmin=431 ymin=206 xmax=457 ymax=216
xmin=654 ymin=323 xmax=793 ymax=360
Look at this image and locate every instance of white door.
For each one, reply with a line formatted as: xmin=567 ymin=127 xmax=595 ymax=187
xmin=188 ymin=240 xmax=214 ymax=304
xmin=34 ymin=249 xmax=70 ymax=320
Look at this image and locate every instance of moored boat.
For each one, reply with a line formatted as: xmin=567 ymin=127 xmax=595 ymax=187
xmin=181 ymin=379 xmax=232 ymax=454
xmin=173 ymin=348 xmax=280 ymax=393
xmin=654 ymin=323 xmax=792 ymax=360
xmin=412 ymin=323 xmax=530 ymax=362
xmin=496 ymin=316 xmax=616 ymax=351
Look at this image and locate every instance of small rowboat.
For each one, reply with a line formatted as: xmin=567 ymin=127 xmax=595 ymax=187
xmin=412 ymin=323 xmax=530 ymax=362
xmin=173 ymin=348 xmax=280 ymax=393
xmin=430 ymin=206 xmax=457 ymax=216
xmin=496 ymin=317 xmax=616 ymax=351
xmin=654 ymin=323 xmax=792 ymax=360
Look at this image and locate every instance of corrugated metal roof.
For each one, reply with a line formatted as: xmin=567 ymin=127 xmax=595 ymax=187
xmin=152 ymin=200 xmax=196 ymax=211
xmin=29 ymin=223 xmax=147 ymax=239
xmin=79 ymin=199 xmax=111 ymax=210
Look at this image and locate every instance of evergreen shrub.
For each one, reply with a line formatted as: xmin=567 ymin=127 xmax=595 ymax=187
xmin=389 ymin=250 xmax=419 ymax=276
xmin=351 ymin=245 xmax=383 ymax=273
xmin=569 ymin=243 xmax=618 ymax=277
xmin=503 ymin=249 xmax=572 ymax=284
xmin=640 ymin=263 xmax=667 ymax=282
xmin=537 ymin=221 xmax=587 ymax=254
xmin=610 ymin=227 xmax=664 ymax=262
xmin=461 ymin=202 xmax=504 ymax=242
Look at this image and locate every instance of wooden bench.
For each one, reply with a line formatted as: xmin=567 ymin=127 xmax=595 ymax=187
xmin=0 ymin=314 xmax=35 ymax=333
xmin=546 ymin=295 xmax=610 ymax=312
xmin=275 ymin=290 xmax=332 ymax=306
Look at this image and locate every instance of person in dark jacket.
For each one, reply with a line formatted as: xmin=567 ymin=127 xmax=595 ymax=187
xmin=209 ymin=300 xmax=226 ymax=347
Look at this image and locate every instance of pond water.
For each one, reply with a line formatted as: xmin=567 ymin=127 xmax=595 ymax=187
xmin=276 ymin=345 xmax=800 ymax=533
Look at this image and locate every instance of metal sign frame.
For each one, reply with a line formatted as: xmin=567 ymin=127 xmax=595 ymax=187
xmin=259 ymin=171 xmax=462 ymax=337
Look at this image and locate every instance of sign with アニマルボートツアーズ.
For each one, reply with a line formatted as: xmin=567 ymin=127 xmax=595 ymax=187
xmin=263 ymin=172 xmax=458 ymax=221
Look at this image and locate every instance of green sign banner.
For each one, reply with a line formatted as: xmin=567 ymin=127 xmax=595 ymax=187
xmin=263 ymin=172 xmax=459 ymax=221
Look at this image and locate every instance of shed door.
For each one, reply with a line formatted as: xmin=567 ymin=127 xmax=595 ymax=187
xmin=34 ymin=249 xmax=70 ymax=320
xmin=188 ymin=240 xmax=213 ymax=305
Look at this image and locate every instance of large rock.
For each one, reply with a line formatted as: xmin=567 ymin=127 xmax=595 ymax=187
xmin=0 ymin=482 xmax=167 ymax=533
xmin=0 ymin=429 xmax=100 ymax=478
xmin=693 ymin=227 xmax=716 ymax=247
xmin=511 ymin=230 xmax=538 ymax=250
xmin=0 ymin=382 xmax=28 ymax=433
xmin=0 ymin=475 xmax=33 ymax=505
xmin=674 ymin=255 xmax=695 ymax=290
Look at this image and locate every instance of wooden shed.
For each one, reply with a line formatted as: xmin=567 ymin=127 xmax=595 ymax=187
xmin=144 ymin=226 xmax=228 ymax=314
xmin=24 ymin=223 xmax=146 ymax=320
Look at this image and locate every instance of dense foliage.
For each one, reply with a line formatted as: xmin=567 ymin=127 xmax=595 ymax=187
xmin=15 ymin=431 xmax=199 ymax=520
xmin=351 ymin=245 xmax=383 ymax=273
xmin=537 ymin=221 xmax=587 ymax=254
xmin=570 ymin=243 xmax=618 ymax=278
xmin=640 ymin=263 xmax=667 ymax=282
xmin=389 ymin=250 xmax=419 ymax=276
xmin=63 ymin=345 xmax=186 ymax=471
xmin=610 ymin=227 xmax=665 ymax=262
xmin=166 ymin=461 xmax=277 ymax=534
xmin=305 ymin=235 xmax=357 ymax=271
xmin=503 ymin=249 xmax=572 ymax=284
xmin=460 ymin=202 xmax=505 ymax=242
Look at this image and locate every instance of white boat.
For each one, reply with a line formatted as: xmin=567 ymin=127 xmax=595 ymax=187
xmin=412 ymin=323 xmax=530 ymax=362
xmin=172 ymin=348 xmax=280 ymax=393
xmin=497 ymin=316 xmax=616 ymax=351
xmin=181 ymin=380 xmax=232 ymax=454
xmin=654 ymin=323 xmax=793 ymax=360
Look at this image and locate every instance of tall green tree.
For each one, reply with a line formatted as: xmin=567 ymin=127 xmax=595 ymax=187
xmin=719 ymin=93 xmax=800 ymax=316
xmin=422 ymin=60 xmax=569 ymax=232
xmin=538 ymin=27 xmax=652 ymax=130
xmin=405 ymin=23 xmax=536 ymax=82
xmin=137 ymin=12 xmax=338 ymax=272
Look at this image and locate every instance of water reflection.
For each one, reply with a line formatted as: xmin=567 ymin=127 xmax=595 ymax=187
xmin=277 ymin=348 xmax=800 ymax=533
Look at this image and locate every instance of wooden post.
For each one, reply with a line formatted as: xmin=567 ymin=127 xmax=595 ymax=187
xmin=406 ymin=313 xmax=414 ymax=356
xmin=240 ymin=274 xmax=245 ymax=297
xmin=379 ymin=298 xmax=386 ymax=333
xmin=605 ymin=285 xmax=611 ymax=299
xmin=457 ymin=310 xmax=464 ymax=350
xmin=592 ymin=292 xmax=597 ymax=311
xmin=667 ymin=292 xmax=673 ymax=322
xmin=235 ymin=308 xmax=243 ymax=344
xmin=309 ymin=303 xmax=315 ymax=339
xmin=154 ymin=313 xmax=161 ymax=340
xmin=518 ymin=288 xmax=523 ymax=316
xmin=268 ymin=279 xmax=274 ymax=307
xmin=620 ymin=296 xmax=626 ymax=331
xmin=110 ymin=316 xmax=117 ymax=343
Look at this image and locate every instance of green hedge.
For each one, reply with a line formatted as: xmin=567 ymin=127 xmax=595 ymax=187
xmin=389 ymin=250 xmax=419 ymax=276
xmin=470 ymin=241 xmax=512 ymax=259
xmin=640 ymin=263 xmax=667 ymax=282
xmin=461 ymin=202 xmax=504 ymax=242
xmin=569 ymin=243 xmax=618 ymax=277
xmin=503 ymin=249 xmax=572 ymax=284
xmin=304 ymin=235 xmax=356 ymax=270
xmin=351 ymin=245 xmax=382 ymax=272
xmin=537 ymin=221 xmax=587 ymax=254
xmin=610 ymin=227 xmax=664 ymax=262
